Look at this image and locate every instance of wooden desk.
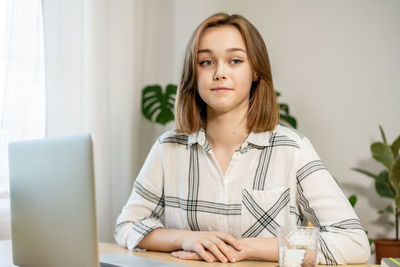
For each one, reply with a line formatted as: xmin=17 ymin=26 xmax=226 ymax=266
xmin=100 ymin=242 xmax=271 ymax=266
xmin=1 ymin=240 xmax=378 ymax=267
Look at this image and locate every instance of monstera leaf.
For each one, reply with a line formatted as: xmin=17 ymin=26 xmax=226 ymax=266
xmin=142 ymin=84 xmax=177 ymax=125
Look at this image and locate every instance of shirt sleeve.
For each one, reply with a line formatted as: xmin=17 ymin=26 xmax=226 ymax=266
xmin=114 ymin=140 xmax=165 ymax=251
xmin=296 ymin=137 xmax=371 ymax=265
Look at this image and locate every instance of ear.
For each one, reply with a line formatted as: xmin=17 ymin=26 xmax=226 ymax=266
xmin=253 ymin=73 xmax=259 ymax=82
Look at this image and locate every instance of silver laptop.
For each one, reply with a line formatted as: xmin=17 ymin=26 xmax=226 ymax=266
xmin=8 ymin=134 xmax=185 ymax=267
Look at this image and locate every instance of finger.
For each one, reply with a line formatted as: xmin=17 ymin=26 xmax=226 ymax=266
xmin=193 ymin=243 xmax=214 ymax=262
xmin=171 ymin=250 xmax=201 ymax=260
xmin=217 ymin=233 xmax=242 ymax=251
xmin=205 ymin=250 xmax=218 ymax=262
xmin=209 ymin=236 xmax=236 ymax=262
xmin=171 ymin=251 xmax=185 ymax=258
xmin=201 ymin=239 xmax=228 ymax=263
xmin=172 ymin=250 xmax=217 ymax=262
xmin=180 ymin=251 xmax=202 ymax=260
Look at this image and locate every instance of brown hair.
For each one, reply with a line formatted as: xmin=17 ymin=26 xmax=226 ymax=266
xmin=175 ymin=13 xmax=279 ymax=134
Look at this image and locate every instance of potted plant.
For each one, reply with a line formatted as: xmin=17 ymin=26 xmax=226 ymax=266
xmin=352 ymin=126 xmax=400 ymax=263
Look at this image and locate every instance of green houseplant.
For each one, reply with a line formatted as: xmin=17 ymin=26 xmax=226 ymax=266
xmin=141 ymin=84 xmax=297 ymax=128
xmin=352 ymin=125 xmax=400 ymax=262
xmin=142 ymin=84 xmax=177 ymax=125
xmin=276 ymin=91 xmax=297 ymax=129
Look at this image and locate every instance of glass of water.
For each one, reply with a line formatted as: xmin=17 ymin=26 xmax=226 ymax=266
xmin=278 ymin=226 xmax=319 ymax=267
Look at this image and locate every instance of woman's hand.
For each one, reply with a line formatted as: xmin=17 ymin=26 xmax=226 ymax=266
xmin=171 ymin=243 xmax=247 ymax=263
xmin=175 ymin=231 xmax=243 ymax=263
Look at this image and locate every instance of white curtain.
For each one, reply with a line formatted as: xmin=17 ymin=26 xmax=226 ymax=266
xmin=0 ymin=0 xmax=45 ymax=240
xmin=42 ymin=0 xmax=176 ymax=241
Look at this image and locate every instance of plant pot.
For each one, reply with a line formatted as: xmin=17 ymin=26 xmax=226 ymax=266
xmin=374 ymin=239 xmax=400 ymax=264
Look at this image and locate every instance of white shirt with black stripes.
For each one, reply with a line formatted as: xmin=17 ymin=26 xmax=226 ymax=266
xmin=114 ymin=124 xmax=370 ymax=264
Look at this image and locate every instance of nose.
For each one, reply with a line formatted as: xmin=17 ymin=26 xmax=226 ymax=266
xmin=213 ymin=63 xmax=227 ymax=81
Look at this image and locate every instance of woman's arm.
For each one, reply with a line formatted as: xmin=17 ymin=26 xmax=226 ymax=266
xmin=296 ymin=137 xmax=371 ymax=264
xmin=114 ymin=140 xmax=166 ymax=250
xmin=137 ymin=228 xmax=188 ymax=252
xmin=239 ymin=237 xmax=279 ymax=261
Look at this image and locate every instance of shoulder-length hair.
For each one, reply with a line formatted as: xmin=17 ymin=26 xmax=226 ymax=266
xmin=175 ymin=13 xmax=279 ymax=134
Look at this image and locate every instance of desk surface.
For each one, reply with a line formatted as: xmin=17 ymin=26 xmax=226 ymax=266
xmin=0 ymin=240 xmax=378 ymax=267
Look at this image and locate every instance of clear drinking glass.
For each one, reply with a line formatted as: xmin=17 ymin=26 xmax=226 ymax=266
xmin=278 ymin=226 xmax=319 ymax=267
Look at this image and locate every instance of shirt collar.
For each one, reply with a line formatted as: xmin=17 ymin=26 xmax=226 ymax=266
xmin=188 ymin=128 xmax=207 ymax=147
xmin=241 ymin=131 xmax=273 ymax=148
xmin=188 ymin=128 xmax=273 ymax=148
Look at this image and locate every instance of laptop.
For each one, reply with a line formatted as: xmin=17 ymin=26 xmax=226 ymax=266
xmin=8 ymin=134 xmax=185 ymax=267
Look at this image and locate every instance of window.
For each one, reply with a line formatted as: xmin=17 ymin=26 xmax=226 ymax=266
xmin=0 ymin=0 xmax=45 ymax=239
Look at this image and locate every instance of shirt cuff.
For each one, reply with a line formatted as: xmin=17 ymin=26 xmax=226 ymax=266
xmin=126 ymin=218 xmax=165 ymax=251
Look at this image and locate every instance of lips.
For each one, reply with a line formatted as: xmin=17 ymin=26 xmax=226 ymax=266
xmin=211 ymin=86 xmax=232 ymax=92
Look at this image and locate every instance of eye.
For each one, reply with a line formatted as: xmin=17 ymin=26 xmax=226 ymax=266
xmin=231 ymin=59 xmax=243 ymax=65
xmin=199 ymin=60 xmax=213 ymax=66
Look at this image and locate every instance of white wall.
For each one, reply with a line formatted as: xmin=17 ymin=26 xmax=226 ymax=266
xmin=164 ymin=0 xmax=399 ymax=249
xmin=124 ymin=0 xmax=400 ymax=255
xmin=38 ymin=0 xmax=400 ymax=255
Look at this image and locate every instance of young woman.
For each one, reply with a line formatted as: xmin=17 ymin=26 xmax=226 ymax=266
xmin=115 ymin=13 xmax=370 ymax=264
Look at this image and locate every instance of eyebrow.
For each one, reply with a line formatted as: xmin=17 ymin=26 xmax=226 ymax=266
xmin=197 ymin=48 xmax=247 ymax=54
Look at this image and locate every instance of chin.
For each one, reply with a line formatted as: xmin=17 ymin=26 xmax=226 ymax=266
xmin=209 ymin=106 xmax=235 ymax=115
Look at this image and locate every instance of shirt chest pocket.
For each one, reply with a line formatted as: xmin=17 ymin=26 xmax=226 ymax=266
xmin=241 ymin=186 xmax=290 ymax=238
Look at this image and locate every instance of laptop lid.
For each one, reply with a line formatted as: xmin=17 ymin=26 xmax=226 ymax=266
xmin=8 ymin=134 xmax=98 ymax=267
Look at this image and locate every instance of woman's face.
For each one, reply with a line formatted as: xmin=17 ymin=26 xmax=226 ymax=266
xmin=196 ymin=25 xmax=256 ymax=117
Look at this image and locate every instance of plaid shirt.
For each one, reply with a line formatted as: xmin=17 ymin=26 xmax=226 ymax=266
xmin=115 ymin=124 xmax=370 ymax=264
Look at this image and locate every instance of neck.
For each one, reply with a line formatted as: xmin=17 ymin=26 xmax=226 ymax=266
xmin=205 ymin=108 xmax=249 ymax=150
